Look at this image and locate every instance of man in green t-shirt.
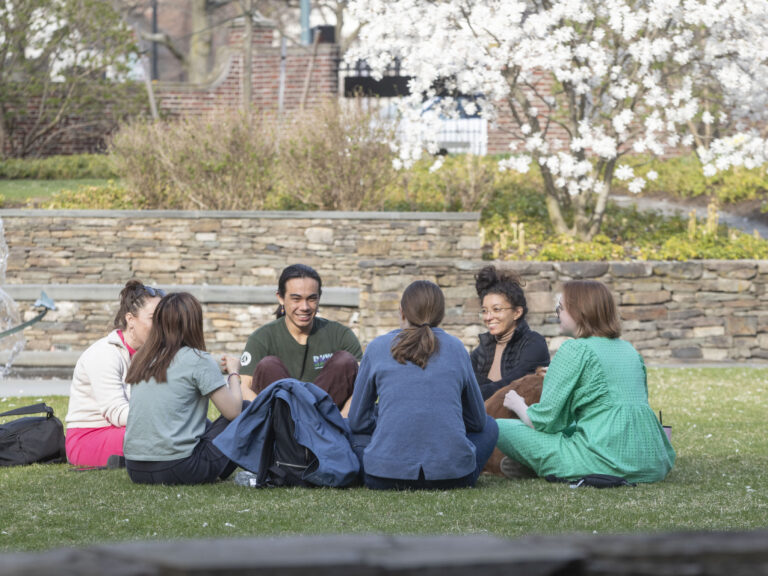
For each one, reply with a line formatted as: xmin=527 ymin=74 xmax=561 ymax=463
xmin=239 ymin=264 xmax=362 ymax=410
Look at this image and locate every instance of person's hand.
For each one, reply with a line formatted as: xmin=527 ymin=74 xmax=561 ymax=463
xmin=222 ymin=354 xmax=240 ymax=375
xmin=535 ymin=366 xmax=548 ymax=377
xmin=503 ymin=389 xmax=526 ymax=413
xmin=503 ymin=389 xmax=534 ymax=429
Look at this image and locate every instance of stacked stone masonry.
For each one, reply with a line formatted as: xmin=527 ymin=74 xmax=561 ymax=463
xmin=2 ymin=210 xmax=766 ymax=363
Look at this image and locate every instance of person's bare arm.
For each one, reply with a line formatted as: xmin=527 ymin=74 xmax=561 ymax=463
xmin=239 ymin=374 xmax=256 ymax=401
xmin=211 ymin=355 xmax=244 ymax=420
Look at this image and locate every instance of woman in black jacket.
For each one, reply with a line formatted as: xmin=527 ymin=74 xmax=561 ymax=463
xmin=471 ymin=266 xmax=550 ymax=400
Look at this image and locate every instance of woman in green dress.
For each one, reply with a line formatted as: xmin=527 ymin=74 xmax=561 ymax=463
xmin=497 ymin=280 xmax=675 ymax=483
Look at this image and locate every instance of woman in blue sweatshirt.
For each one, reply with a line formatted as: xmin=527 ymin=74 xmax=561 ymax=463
xmin=348 ymin=280 xmax=498 ymax=490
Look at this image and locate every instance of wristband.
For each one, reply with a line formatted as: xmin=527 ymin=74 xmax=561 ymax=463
xmin=227 ymin=372 xmax=240 ymax=384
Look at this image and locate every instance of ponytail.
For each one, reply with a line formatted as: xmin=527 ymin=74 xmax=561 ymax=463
xmin=390 ymin=281 xmax=445 ymax=369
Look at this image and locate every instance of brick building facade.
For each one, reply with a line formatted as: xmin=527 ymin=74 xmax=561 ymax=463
xmin=4 ymin=14 xmax=532 ymax=157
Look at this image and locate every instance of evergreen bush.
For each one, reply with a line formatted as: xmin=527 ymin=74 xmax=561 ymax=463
xmin=42 ymin=181 xmax=140 ymax=210
xmin=0 ymin=154 xmax=117 ymax=179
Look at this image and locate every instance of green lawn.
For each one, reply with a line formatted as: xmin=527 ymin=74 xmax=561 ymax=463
xmin=0 ymin=179 xmax=112 ymax=205
xmin=1 ymin=366 xmax=766 ymax=552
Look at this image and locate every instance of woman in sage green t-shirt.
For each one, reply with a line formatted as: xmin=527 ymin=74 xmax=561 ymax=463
xmin=123 ymin=292 xmax=243 ymax=485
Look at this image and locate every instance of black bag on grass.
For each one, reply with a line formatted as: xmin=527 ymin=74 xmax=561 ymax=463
xmin=0 ymin=403 xmax=66 ymax=466
xmin=257 ymin=398 xmax=319 ymax=487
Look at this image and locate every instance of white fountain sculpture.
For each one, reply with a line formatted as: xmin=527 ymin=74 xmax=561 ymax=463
xmin=0 ymin=217 xmax=25 ymax=377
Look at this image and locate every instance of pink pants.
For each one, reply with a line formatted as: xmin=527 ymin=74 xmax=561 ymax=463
xmin=65 ymin=426 xmax=125 ymax=467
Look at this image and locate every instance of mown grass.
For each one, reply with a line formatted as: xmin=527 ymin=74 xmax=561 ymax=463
xmin=1 ymin=366 xmax=767 ymax=552
xmin=0 ymin=179 xmax=112 ymax=206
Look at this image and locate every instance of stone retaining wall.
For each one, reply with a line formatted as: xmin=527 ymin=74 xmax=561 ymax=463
xmin=1 ymin=210 xmax=480 ymax=287
xmin=1 ymin=209 xmax=767 ymax=365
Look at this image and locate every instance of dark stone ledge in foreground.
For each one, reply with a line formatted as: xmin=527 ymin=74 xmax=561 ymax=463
xmin=1 ymin=531 xmax=767 ymax=576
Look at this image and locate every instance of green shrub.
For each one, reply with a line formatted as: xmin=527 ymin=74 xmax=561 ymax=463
xmin=537 ymin=234 xmax=626 ymax=261
xmin=0 ymin=154 xmax=117 ymax=179
xmin=600 ymin=203 xmax=689 ymax=247
xmin=478 ymin=178 xmax=768 ymax=261
xmin=644 ymin=230 xmax=768 ymax=260
xmin=42 ymin=181 xmax=141 ymax=210
xmin=384 ymin=155 xmax=505 ymax=212
xmin=626 ymin=153 xmax=768 ymax=205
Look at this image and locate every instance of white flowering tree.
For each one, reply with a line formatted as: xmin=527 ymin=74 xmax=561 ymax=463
xmin=346 ymin=0 xmax=768 ymax=239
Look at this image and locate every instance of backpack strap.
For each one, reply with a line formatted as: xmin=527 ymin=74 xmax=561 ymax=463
xmin=0 ymin=403 xmax=55 ymax=419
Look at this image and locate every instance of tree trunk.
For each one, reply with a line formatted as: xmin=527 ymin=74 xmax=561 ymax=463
xmin=539 ymin=163 xmax=570 ymax=235
xmin=586 ymin=160 xmax=616 ymax=240
xmin=241 ymin=0 xmax=253 ymax=115
xmin=188 ymin=0 xmax=211 ymax=83
xmin=0 ymin=115 xmax=7 ymax=160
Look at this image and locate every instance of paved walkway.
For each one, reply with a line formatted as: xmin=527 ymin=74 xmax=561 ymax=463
xmin=0 ymin=377 xmax=70 ymax=397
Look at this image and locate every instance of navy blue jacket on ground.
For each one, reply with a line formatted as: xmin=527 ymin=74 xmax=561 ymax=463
xmin=213 ymin=379 xmax=360 ymax=487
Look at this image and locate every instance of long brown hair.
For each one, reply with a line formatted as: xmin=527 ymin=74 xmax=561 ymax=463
xmin=561 ymin=280 xmax=621 ymax=339
xmin=125 ymin=292 xmax=207 ymax=384
xmin=391 ymin=280 xmax=445 ymax=369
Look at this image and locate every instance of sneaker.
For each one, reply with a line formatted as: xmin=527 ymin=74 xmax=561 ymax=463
xmin=499 ymin=456 xmax=537 ymax=479
xmin=106 ymin=455 xmax=126 ymax=469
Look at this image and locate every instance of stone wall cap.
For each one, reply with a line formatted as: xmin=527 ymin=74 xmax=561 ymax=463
xmin=3 ymin=284 xmax=359 ymax=306
xmin=3 ymin=530 xmax=768 ymax=575
xmin=359 ymin=259 xmax=476 ymax=269
xmin=0 ymin=209 xmax=480 ymax=222
xmin=87 ymin=534 xmax=584 ymax=573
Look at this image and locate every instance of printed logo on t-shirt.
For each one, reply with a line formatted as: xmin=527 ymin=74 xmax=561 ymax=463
xmin=313 ymin=353 xmax=333 ymax=370
xmin=240 ymin=352 xmax=252 ymax=367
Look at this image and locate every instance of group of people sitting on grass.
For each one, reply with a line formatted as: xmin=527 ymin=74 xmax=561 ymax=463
xmin=64 ymin=263 xmax=676 ymax=488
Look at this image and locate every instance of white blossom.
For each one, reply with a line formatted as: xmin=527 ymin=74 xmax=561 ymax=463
xmin=628 ymin=177 xmax=646 ymax=194
xmin=615 ymin=164 xmax=634 ymax=181
xmin=347 ymin=0 xmax=768 ymax=232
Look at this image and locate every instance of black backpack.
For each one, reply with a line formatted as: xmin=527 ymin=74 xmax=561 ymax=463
xmin=256 ymin=398 xmax=319 ymax=487
xmin=0 ymin=403 xmax=67 ymax=467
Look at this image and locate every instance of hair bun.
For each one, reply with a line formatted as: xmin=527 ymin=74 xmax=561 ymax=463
xmin=474 ymin=265 xmax=500 ymax=297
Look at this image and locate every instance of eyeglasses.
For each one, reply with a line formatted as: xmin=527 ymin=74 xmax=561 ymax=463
xmin=479 ymin=306 xmax=514 ymax=319
xmin=142 ymin=285 xmax=166 ymax=298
